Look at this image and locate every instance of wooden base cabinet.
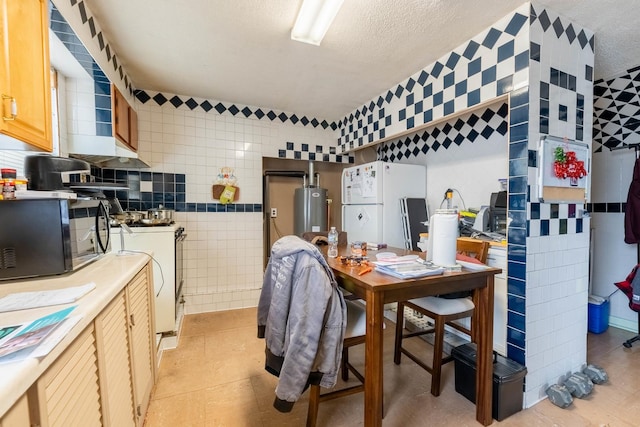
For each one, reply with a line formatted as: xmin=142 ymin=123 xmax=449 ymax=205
xmin=127 ymin=267 xmax=155 ymax=424
xmin=36 ymin=326 xmax=102 ymax=427
xmin=4 ymin=262 xmax=157 ymax=427
xmin=0 ymin=394 xmax=31 ymax=427
xmin=95 ymin=291 xmax=136 ymax=427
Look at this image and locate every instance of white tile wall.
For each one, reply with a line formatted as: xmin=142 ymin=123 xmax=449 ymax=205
xmin=421 ymin=119 xmax=508 ymax=211
xmin=135 ymin=98 xmax=337 ymax=313
xmin=65 ymin=77 xmax=96 ymax=136
xmin=526 ymin=230 xmax=589 ymax=404
xmin=524 ymin=3 xmax=594 ymax=407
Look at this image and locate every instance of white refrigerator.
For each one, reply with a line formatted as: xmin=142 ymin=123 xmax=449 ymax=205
xmin=341 ymin=161 xmax=426 ymax=248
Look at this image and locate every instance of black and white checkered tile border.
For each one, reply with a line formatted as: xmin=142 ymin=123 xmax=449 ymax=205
xmin=336 ymin=7 xmax=528 ymax=152
xmin=377 ymin=103 xmax=508 ymax=161
xmin=529 ymin=6 xmax=594 ymax=52
xmin=133 ymin=90 xmax=352 ymax=164
xmin=593 ymin=66 xmax=640 ymax=152
xmin=134 ymin=91 xmax=338 ymax=131
xmin=527 ymin=202 xmax=584 ymax=236
xmin=278 ymin=142 xmax=352 ymax=163
xmin=336 ymin=3 xmax=594 ymax=155
xmin=50 ymin=4 xmax=114 ymax=137
xmin=530 ymin=4 xmax=593 ymax=145
xmin=536 ymin=69 xmax=588 ymax=141
xmin=59 ymin=0 xmax=135 ymax=96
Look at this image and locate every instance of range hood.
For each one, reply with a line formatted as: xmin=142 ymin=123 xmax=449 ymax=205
xmin=68 ymin=135 xmax=150 ymax=169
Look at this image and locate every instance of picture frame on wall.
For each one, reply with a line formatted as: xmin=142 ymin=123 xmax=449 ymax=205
xmin=537 ymin=136 xmax=590 ymax=203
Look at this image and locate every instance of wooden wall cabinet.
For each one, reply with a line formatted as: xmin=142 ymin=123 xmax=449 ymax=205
xmin=3 ymin=263 xmax=157 ymax=427
xmin=0 ymin=0 xmax=53 ymax=151
xmin=112 ymin=84 xmax=138 ymax=152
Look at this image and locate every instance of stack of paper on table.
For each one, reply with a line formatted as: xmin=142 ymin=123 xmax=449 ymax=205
xmin=372 ymin=254 xmax=444 ymax=279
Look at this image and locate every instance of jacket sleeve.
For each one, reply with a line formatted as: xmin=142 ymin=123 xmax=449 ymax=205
xmin=273 ymin=262 xmax=332 ymax=409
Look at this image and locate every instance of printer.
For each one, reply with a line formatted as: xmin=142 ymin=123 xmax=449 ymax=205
xmin=489 ymin=191 xmax=507 ymax=235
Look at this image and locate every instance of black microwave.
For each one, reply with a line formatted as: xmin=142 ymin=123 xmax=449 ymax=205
xmin=0 ymin=198 xmax=110 ymax=281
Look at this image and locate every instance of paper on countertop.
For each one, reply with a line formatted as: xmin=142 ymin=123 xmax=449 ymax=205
xmin=26 ymin=315 xmax=83 ymax=360
xmin=0 ymin=313 xmax=82 ymax=364
xmin=0 ymin=283 xmax=96 ymax=313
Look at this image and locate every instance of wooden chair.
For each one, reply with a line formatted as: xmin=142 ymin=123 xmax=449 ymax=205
xmin=393 ymin=238 xmax=490 ymax=396
xmin=306 ymin=299 xmax=366 ymax=427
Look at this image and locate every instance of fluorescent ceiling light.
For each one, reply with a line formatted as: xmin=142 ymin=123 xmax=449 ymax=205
xmin=291 ymin=0 xmax=344 ymax=46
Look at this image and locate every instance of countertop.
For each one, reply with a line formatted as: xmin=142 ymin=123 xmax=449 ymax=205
xmin=0 ymin=252 xmax=150 ymax=417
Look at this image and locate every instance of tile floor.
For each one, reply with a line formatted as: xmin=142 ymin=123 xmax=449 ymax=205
xmin=145 ymin=307 xmax=640 ymax=426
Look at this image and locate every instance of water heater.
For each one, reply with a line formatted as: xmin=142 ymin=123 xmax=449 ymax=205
xmin=294 ymin=161 xmax=327 ymax=235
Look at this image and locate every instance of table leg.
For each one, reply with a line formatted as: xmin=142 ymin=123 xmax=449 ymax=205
xmin=475 ymin=275 xmax=495 ymax=426
xmin=364 ymin=289 xmax=384 ymax=427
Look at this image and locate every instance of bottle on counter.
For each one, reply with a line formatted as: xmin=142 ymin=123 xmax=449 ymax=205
xmin=1 ymin=168 xmax=16 ymax=199
xmin=328 ymin=227 xmax=338 ymax=258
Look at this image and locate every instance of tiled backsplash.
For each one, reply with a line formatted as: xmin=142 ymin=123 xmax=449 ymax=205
xmin=89 ymin=169 xmax=261 ymax=213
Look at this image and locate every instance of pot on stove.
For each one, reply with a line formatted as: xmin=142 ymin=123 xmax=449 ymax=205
xmin=109 ymin=210 xmax=145 ymax=226
xmin=147 ymin=205 xmax=174 ymax=222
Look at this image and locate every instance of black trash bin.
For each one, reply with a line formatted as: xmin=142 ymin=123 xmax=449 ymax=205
xmin=451 ymin=343 xmax=527 ymax=421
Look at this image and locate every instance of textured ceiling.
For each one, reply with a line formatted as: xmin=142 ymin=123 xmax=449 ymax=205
xmin=80 ymin=0 xmax=639 ymax=122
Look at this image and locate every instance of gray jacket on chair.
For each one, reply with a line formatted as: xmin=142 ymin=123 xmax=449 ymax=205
xmin=257 ymin=235 xmax=346 ymax=412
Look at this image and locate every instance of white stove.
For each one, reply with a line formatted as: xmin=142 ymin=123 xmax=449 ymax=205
xmin=110 ymin=223 xmax=185 ymax=334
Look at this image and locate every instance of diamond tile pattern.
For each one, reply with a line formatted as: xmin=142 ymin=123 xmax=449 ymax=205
xmin=278 ymin=141 xmax=349 ymax=164
xmin=336 ymin=3 xmax=594 ymax=156
xmin=50 ymin=3 xmax=113 ymax=136
xmin=135 ymin=89 xmax=337 ymax=131
xmin=336 ymin=8 xmax=529 ymax=152
xmin=54 ymin=0 xmax=134 ymax=97
xmin=593 ymin=66 xmax=640 ymax=152
xmin=134 ymin=90 xmax=352 ymax=164
xmin=377 ymin=103 xmax=508 ymax=162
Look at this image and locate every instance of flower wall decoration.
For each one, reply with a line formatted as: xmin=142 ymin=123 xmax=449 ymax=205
xmin=553 ymin=147 xmax=587 ymax=180
xmin=212 ymin=167 xmax=239 ymax=204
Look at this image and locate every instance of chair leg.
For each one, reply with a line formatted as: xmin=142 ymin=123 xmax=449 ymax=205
xmin=430 ymin=317 xmax=446 ymax=397
xmin=341 ymin=346 xmax=350 ymax=381
xmin=394 ymin=302 xmax=405 ymax=364
xmin=306 ymin=384 xmax=320 ymax=427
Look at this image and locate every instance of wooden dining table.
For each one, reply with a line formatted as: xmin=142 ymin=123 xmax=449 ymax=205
xmin=327 ymin=247 xmax=501 ymax=426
